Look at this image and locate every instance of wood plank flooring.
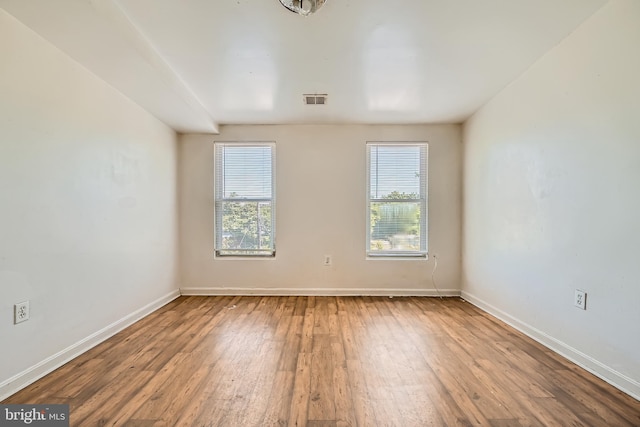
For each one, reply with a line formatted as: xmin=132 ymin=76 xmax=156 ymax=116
xmin=3 ymin=296 xmax=640 ymax=426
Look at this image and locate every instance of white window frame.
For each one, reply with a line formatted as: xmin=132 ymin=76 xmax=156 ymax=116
xmin=214 ymin=142 xmax=276 ymax=257
xmin=366 ymin=142 xmax=428 ymax=258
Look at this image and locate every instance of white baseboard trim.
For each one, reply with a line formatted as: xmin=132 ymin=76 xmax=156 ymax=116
xmin=180 ymin=287 xmax=461 ymax=297
xmin=0 ymin=289 xmax=180 ymax=401
xmin=461 ymin=290 xmax=640 ymax=401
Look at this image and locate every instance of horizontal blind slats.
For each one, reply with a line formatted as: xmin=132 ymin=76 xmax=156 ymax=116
xmin=218 ymin=145 xmax=272 ymax=199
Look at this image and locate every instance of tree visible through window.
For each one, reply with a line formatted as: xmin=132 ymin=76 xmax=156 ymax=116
xmin=367 ymin=143 xmax=428 ymax=256
xmin=215 ymin=143 xmax=275 ymax=256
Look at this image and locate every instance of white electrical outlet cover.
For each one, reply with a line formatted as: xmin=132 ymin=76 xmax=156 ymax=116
xmin=14 ymin=301 xmax=30 ymax=324
xmin=574 ymin=290 xmax=586 ymax=310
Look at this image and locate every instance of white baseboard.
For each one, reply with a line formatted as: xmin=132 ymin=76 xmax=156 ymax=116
xmin=0 ymin=289 xmax=180 ymax=401
xmin=180 ymin=287 xmax=461 ymax=297
xmin=461 ymin=290 xmax=640 ymax=401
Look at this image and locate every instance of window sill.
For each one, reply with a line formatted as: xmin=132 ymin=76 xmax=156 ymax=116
xmin=215 ymin=251 xmax=276 ymax=259
xmin=366 ymin=253 xmax=428 ymax=260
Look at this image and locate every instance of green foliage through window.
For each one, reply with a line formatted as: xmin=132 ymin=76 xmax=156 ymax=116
xmin=221 ymin=199 xmax=272 ymax=251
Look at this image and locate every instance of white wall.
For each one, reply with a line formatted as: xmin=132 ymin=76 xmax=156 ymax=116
xmin=463 ymin=0 xmax=640 ymax=398
xmin=180 ymin=125 xmax=462 ymax=294
xmin=0 ymin=10 xmax=179 ymax=398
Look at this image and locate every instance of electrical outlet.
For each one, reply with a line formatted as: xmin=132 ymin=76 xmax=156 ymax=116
xmin=574 ymin=289 xmax=586 ymax=310
xmin=323 ymin=255 xmax=332 ymax=266
xmin=14 ymin=301 xmax=30 ymax=324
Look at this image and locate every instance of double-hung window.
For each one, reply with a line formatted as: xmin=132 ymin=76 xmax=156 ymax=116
xmin=214 ymin=142 xmax=275 ymax=256
xmin=367 ymin=142 xmax=428 ymax=257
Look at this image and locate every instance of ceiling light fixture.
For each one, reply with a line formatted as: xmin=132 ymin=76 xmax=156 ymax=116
xmin=279 ymin=0 xmax=327 ymax=16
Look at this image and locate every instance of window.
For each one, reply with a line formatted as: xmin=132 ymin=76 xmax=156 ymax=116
xmin=214 ymin=142 xmax=275 ymax=256
xmin=367 ymin=142 xmax=428 ymax=257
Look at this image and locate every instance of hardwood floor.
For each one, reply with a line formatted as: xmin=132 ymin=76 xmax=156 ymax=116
xmin=3 ymin=296 xmax=640 ymax=426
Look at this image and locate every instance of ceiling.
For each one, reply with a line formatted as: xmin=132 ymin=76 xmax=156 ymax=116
xmin=1 ymin=0 xmax=607 ymax=133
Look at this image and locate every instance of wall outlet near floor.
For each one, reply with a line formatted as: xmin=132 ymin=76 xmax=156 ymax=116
xmin=574 ymin=289 xmax=587 ymax=310
xmin=323 ymin=255 xmax=332 ymax=266
xmin=14 ymin=301 xmax=30 ymax=324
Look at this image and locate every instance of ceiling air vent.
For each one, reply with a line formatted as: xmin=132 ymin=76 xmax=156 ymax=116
xmin=303 ymin=94 xmax=327 ymax=105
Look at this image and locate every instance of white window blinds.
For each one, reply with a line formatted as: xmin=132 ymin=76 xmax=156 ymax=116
xmin=214 ymin=143 xmax=275 ymax=256
xmin=367 ymin=143 xmax=428 ymax=257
